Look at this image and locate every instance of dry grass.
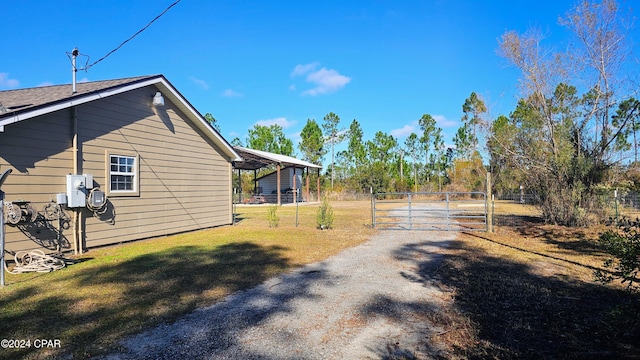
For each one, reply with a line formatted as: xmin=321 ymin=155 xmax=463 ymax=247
xmin=492 ymin=200 xmax=540 ymax=217
xmin=0 ymin=201 xmax=374 ymax=360
xmin=3 ymin=199 xmax=639 ymax=359
xmin=428 ymin=221 xmax=640 ymax=359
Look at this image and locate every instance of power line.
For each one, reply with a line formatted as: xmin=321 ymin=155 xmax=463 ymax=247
xmin=83 ymin=0 xmax=181 ymax=71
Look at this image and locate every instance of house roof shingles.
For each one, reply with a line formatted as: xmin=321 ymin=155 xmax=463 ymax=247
xmin=0 ymin=75 xmax=242 ymax=162
xmin=0 ymin=75 xmax=156 ymax=118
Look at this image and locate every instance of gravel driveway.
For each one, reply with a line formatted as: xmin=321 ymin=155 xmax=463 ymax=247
xmin=101 ymin=229 xmax=455 ymax=359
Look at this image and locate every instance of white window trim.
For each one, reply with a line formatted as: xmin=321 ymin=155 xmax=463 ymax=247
xmin=105 ymin=150 xmax=140 ymax=197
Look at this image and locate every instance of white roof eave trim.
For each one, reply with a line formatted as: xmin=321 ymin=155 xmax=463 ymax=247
xmin=0 ymin=76 xmax=242 ymax=162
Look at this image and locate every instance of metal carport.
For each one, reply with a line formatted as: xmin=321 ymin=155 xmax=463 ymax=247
xmin=232 ymin=146 xmax=322 ymax=205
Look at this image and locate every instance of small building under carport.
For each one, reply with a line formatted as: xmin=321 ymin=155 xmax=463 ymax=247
xmin=232 ymin=146 xmax=322 ymax=205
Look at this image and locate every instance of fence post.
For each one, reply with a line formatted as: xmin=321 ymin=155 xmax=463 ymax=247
xmin=370 ymin=187 xmax=375 ymax=228
xmin=408 ymin=193 xmax=412 ymax=230
xmin=446 ymin=192 xmax=450 ymax=231
xmin=232 ymin=188 xmax=236 ymax=225
xmin=486 ymin=172 xmax=493 ymax=233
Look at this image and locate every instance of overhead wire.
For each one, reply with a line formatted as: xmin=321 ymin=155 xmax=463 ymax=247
xmin=81 ymin=0 xmax=182 ymax=71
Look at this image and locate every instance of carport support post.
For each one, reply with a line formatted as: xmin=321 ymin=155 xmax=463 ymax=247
xmin=277 ymin=164 xmax=281 ymax=206
xmin=237 ymin=169 xmax=242 ymax=203
xmin=253 ymin=169 xmax=257 ymax=195
xmin=486 ymin=172 xmax=493 ymax=233
xmin=305 ymin=168 xmax=310 ymax=202
xmin=293 ymin=167 xmax=297 ymax=204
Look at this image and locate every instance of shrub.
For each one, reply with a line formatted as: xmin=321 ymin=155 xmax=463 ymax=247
xmin=267 ymin=204 xmax=279 ymax=228
xmin=316 ymin=196 xmax=334 ymax=230
xmin=595 ymin=217 xmax=640 ymax=293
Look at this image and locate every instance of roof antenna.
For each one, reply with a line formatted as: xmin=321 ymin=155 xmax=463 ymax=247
xmin=71 ymin=48 xmax=79 ymax=94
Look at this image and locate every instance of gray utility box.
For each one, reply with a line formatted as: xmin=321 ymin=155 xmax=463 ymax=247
xmin=66 ymin=174 xmax=91 ymax=208
xmin=66 ymin=175 xmax=86 ymax=207
xmin=56 ymin=193 xmax=67 ymax=205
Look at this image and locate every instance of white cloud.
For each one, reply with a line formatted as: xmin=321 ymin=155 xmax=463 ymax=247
xmin=290 ymin=62 xmax=320 ymax=77
xmin=189 ymin=76 xmax=210 ymax=90
xmin=390 ymin=124 xmax=416 ymax=138
xmin=36 ymin=81 xmax=54 ymax=87
xmin=78 ymin=77 xmax=90 ymax=83
xmin=255 ymin=117 xmax=295 ymax=128
xmin=0 ymin=73 xmax=19 ymax=88
xmin=221 ymin=89 xmax=243 ymax=98
xmin=433 ymin=114 xmax=458 ymax=128
xmin=302 ymin=68 xmax=351 ymax=96
xmin=291 ymin=62 xmax=351 ymax=96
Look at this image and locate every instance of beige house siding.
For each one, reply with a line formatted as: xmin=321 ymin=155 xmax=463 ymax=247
xmin=0 ymin=109 xmax=74 ymax=252
xmin=0 ymin=84 xmax=233 ymax=252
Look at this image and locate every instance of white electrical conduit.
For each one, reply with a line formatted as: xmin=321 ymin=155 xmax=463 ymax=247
xmin=3 ymin=249 xmax=65 ymax=274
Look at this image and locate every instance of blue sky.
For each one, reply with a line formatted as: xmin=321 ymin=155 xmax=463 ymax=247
xmin=2 ymin=1 xmax=638 ymax=165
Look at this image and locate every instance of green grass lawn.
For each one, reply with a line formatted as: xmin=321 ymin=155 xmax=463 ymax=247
xmin=0 ymin=201 xmax=375 ymax=360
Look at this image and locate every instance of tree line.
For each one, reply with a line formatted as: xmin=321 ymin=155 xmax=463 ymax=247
xmin=213 ymin=0 xmax=640 ymax=227
xmin=228 ymin=98 xmax=488 ymax=198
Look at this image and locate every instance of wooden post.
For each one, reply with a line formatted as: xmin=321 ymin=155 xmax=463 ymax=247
xmin=253 ymin=169 xmax=257 ymax=194
xmin=305 ymin=167 xmax=310 ymax=202
xmin=486 ymin=171 xmax=493 ymax=233
xmin=277 ymin=164 xmax=281 ymax=206
xmin=293 ymin=167 xmax=297 ymax=204
xmin=237 ymin=169 xmax=242 ymax=203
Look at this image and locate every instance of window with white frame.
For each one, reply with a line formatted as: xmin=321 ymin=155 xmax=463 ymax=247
xmin=109 ymin=154 xmax=137 ymax=193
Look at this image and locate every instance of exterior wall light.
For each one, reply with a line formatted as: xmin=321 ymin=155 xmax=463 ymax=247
xmin=152 ymin=91 xmax=165 ymax=107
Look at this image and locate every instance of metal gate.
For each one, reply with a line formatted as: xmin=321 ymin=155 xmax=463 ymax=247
xmin=371 ymin=192 xmax=488 ymax=231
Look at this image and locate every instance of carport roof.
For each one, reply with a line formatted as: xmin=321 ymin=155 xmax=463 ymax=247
xmin=233 ymin=146 xmax=322 ymax=171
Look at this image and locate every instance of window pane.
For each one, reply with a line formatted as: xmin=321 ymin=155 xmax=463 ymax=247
xmin=109 ymin=154 xmax=136 ymax=193
xmin=111 ymin=175 xmax=133 ymax=191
